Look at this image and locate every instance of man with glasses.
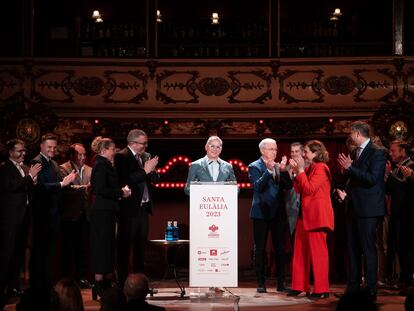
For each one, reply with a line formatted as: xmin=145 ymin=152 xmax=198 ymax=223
xmin=0 ymin=139 xmax=41 ymax=309
xmin=184 ymin=136 xmax=237 ymax=195
xmin=115 ymin=129 xmax=159 ymax=288
xmin=248 ymin=138 xmax=292 ymax=293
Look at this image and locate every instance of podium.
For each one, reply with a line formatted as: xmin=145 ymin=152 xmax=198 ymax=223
xmin=189 ymin=182 xmax=238 ymax=288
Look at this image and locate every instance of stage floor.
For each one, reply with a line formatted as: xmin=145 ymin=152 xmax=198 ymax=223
xmin=3 ymin=280 xmax=407 ymax=311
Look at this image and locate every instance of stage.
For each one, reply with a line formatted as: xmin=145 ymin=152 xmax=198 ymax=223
xmin=3 ymin=280 xmax=407 ymax=311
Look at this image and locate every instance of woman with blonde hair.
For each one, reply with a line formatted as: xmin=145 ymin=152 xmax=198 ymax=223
xmin=90 ymin=137 xmax=131 ymax=300
xmin=287 ymin=140 xmax=334 ymax=298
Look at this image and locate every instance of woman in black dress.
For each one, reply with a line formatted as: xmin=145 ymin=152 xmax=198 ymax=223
xmin=90 ymin=137 xmax=130 ymax=300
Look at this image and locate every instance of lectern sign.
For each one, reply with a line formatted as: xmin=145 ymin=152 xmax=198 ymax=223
xmin=190 ymin=183 xmax=238 ymax=287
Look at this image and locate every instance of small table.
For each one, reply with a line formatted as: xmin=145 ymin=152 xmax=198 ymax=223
xmin=149 ymin=239 xmax=189 ymax=297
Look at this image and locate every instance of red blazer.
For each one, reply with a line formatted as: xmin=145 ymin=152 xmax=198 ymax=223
xmin=294 ymin=162 xmax=334 ymax=231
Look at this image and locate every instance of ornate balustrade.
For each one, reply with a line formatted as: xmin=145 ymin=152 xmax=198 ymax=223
xmin=0 ymin=57 xmax=413 ymax=145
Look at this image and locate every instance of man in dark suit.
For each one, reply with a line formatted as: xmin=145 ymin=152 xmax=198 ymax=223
xmin=0 ymin=139 xmax=41 ymax=310
xmin=30 ymin=133 xmax=77 ymax=304
xmin=60 ymin=143 xmax=92 ymax=288
xmin=338 ymin=121 xmax=387 ymax=299
xmin=385 ymin=140 xmax=414 ymax=293
xmin=184 ymin=135 xmax=237 ymax=195
xmin=115 ymin=129 xmax=159 ymax=287
xmin=248 ymin=138 xmax=293 ymax=293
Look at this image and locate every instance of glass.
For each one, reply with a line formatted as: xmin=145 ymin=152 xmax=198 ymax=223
xmin=133 ymin=141 xmax=148 ymax=146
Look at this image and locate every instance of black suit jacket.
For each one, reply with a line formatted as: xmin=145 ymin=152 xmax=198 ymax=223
xmin=0 ymin=159 xmax=34 ymax=225
xmin=386 ymin=158 xmax=414 ymax=215
xmin=346 ymin=141 xmax=386 ymax=218
xmin=91 ymin=155 xmax=123 ymax=212
xmin=115 ymin=148 xmax=159 ymax=215
xmin=31 ymin=154 xmax=62 ymax=216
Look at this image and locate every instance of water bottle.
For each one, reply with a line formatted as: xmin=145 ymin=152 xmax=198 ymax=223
xmin=165 ymin=221 xmax=173 ymax=241
xmin=172 ymin=220 xmax=179 ymax=241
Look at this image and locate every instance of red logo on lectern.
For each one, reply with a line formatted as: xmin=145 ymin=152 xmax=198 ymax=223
xmin=209 ymin=224 xmax=219 ymax=232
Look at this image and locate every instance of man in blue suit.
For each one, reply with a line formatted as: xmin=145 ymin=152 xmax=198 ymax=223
xmin=338 ymin=121 xmax=387 ymax=300
xmin=248 ymin=138 xmax=293 ymax=293
xmin=184 ymin=136 xmax=237 ymax=195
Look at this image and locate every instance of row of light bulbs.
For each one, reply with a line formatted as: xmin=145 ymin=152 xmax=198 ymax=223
xmin=91 ymin=9 xmax=220 ymax=24
xmin=92 ymin=8 xmax=340 ymax=24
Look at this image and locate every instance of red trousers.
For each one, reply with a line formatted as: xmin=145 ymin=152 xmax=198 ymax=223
xmin=291 ymin=218 xmax=330 ymax=293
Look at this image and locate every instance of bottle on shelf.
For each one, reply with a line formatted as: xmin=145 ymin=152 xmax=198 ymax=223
xmin=172 ymin=221 xmax=179 ymax=241
xmin=165 ymin=221 xmax=173 ymax=241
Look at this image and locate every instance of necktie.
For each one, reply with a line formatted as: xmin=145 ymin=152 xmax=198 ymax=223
xmin=16 ymin=162 xmax=25 ymax=177
xmin=356 ymin=147 xmax=362 ymax=161
xmin=136 ymin=153 xmax=149 ymax=203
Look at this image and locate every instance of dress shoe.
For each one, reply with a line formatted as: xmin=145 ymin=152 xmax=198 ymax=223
xmin=277 ymin=282 xmax=289 ymax=292
xmin=362 ymin=288 xmax=377 ymax=301
xmin=77 ymin=279 xmax=92 ymax=289
xmin=256 ymin=285 xmax=267 ymax=293
xmin=7 ymin=287 xmax=24 ymax=297
xmin=398 ymin=286 xmax=413 ymax=296
xmin=286 ymin=289 xmax=302 ymax=296
xmin=309 ymin=292 xmax=329 ymax=299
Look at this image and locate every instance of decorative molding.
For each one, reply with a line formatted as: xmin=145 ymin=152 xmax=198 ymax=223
xmin=371 ymin=101 xmax=414 ymax=147
xmin=1 ymin=57 xmax=414 ymax=118
xmin=278 ymin=69 xmax=324 ymax=104
xmin=156 ymin=70 xmax=199 ymax=104
xmin=103 ymin=70 xmax=148 ymax=104
xmin=0 ymin=101 xmax=58 ymax=149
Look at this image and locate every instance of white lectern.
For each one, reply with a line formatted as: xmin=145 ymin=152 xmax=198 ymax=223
xmin=189 ymin=182 xmax=238 ymax=288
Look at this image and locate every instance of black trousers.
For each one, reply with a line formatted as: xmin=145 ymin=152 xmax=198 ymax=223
xmin=0 ymin=222 xmax=27 ymax=296
xmin=346 ymin=214 xmax=380 ymax=291
xmin=386 ymin=213 xmax=414 ymax=285
xmin=253 ymin=211 xmax=286 ymax=286
xmin=30 ymin=211 xmax=59 ymax=292
xmin=60 ymin=213 xmax=89 ymax=281
xmin=117 ymin=204 xmax=149 ymax=287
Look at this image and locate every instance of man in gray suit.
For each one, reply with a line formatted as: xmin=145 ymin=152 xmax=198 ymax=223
xmin=184 ymin=136 xmax=237 ymax=195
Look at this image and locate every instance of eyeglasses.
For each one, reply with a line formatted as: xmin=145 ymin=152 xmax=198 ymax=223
xmin=208 ymin=144 xmax=222 ymax=149
xmin=133 ymin=141 xmax=148 ymax=146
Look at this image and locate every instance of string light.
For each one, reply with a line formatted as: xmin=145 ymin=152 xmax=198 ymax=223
xmin=154 ymin=156 xmax=252 ymax=188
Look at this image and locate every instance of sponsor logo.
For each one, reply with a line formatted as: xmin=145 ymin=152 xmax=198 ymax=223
xmin=215 ymin=269 xmax=219 ymax=272
xmin=199 ymin=263 xmax=205 ymax=267
xmin=220 ymin=250 xmax=230 ymax=255
xmin=208 ymin=224 xmax=220 ymax=238
xmin=209 ymin=224 xmax=219 ymax=232
xmin=211 ymin=263 xmax=217 ymax=267
xmin=221 ymin=263 xmax=230 ymax=266
xmin=198 ymin=257 xmax=206 ymax=261
xmin=221 ymin=257 xmax=229 ymax=261
xmin=197 ymin=250 xmax=207 ymax=255
xmin=210 ymin=249 xmax=218 ymax=256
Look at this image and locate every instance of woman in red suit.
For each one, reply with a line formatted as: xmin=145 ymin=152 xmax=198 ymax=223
xmin=287 ymin=140 xmax=334 ymax=298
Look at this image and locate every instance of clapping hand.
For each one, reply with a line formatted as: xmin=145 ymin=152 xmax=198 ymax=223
xmin=278 ymin=156 xmax=288 ymax=172
xmin=338 ymin=153 xmax=352 ymax=170
xmin=400 ymin=165 xmax=413 ymax=178
xmin=61 ymin=170 xmax=78 ymax=187
xmin=29 ymin=163 xmax=42 ymax=178
xmin=144 ymin=156 xmax=159 ymax=174
xmin=289 ymin=158 xmax=299 ymax=174
xmin=122 ymin=185 xmax=132 ymax=198
xmin=264 ymin=158 xmax=276 ymax=171
xmin=385 ymin=160 xmax=392 ymax=175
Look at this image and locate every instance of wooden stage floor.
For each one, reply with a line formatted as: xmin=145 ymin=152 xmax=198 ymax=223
xmin=3 ymin=279 xmax=408 ymax=311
